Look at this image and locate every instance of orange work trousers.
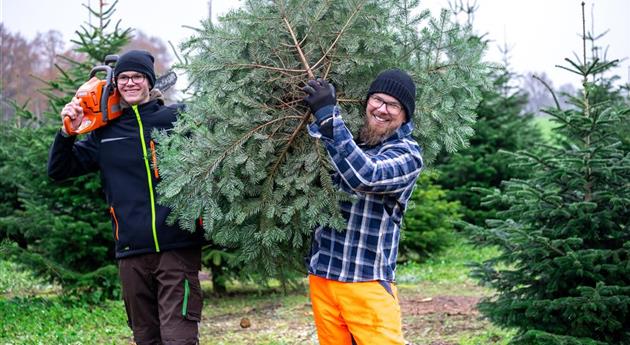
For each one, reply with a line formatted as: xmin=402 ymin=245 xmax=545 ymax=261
xmin=308 ymin=274 xmax=405 ymax=345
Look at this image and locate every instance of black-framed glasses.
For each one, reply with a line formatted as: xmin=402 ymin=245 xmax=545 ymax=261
xmin=368 ymin=95 xmax=403 ymax=115
xmin=116 ymin=74 xmax=146 ymax=85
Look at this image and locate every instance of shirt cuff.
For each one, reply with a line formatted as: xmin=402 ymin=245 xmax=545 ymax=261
xmin=313 ymin=105 xmax=335 ymax=123
xmin=307 ymin=106 xmax=340 ymax=140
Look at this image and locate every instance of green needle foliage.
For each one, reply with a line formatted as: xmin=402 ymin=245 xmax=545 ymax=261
xmin=0 ymin=1 xmax=130 ymax=302
xmin=436 ymin=68 xmax=542 ymax=226
xmin=156 ymin=0 xmax=490 ymax=278
xmin=467 ymin=6 xmax=630 ymax=344
xmin=399 ymin=171 xmax=461 ymax=263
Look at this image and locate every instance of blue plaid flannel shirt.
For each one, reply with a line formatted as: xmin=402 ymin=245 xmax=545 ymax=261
xmin=307 ymin=105 xmax=423 ymax=282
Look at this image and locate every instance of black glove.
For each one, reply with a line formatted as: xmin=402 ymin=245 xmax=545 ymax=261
xmin=302 ymin=78 xmax=336 ymax=121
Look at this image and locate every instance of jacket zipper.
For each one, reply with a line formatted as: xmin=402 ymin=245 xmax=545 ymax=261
xmin=149 ymin=140 xmax=159 ymax=179
xmin=110 ymin=206 xmax=119 ymax=240
xmin=132 ymin=105 xmax=160 ymax=252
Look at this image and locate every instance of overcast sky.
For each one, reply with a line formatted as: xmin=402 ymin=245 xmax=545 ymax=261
xmin=2 ymin=0 xmax=629 ymax=89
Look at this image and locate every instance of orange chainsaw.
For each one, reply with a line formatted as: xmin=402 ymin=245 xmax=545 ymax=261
xmin=63 ymin=55 xmax=122 ymax=135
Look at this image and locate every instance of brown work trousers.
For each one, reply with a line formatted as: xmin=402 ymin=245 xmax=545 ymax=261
xmin=118 ymin=247 xmax=203 ymax=345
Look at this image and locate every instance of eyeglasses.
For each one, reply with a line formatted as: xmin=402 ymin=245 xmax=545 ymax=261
xmin=368 ymin=95 xmax=402 ymax=115
xmin=116 ymin=74 xmax=146 ymax=85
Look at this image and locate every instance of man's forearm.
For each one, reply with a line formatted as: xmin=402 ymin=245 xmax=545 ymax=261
xmin=47 ymin=130 xmax=88 ymax=181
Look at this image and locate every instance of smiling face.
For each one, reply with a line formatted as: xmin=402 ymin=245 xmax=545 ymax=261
xmin=359 ymin=92 xmax=407 ymax=145
xmin=116 ymin=72 xmax=151 ymax=105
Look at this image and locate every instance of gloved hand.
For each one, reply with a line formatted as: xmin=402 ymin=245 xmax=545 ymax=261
xmin=302 ymin=78 xmax=336 ymax=122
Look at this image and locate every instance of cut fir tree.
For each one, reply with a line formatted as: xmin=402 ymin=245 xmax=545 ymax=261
xmin=155 ymin=0 xmax=490 ymax=277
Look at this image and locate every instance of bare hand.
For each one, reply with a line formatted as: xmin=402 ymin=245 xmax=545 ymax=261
xmin=60 ymin=97 xmax=84 ymax=135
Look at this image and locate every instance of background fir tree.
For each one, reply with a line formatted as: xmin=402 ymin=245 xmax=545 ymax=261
xmin=398 ymin=171 xmax=461 ymax=263
xmin=156 ymin=0 xmax=490 ymax=278
xmin=0 ymin=1 xmax=131 ymax=301
xmin=467 ymin=4 xmax=630 ymax=344
xmin=435 ymin=66 xmax=542 ymax=226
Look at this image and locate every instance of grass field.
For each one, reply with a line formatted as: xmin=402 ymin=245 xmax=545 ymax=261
xmin=0 ymin=236 xmax=514 ymax=345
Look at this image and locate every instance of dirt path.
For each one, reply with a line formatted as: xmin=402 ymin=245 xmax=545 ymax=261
xmin=403 ymin=295 xmax=480 ymax=316
xmin=199 ymin=288 xmax=488 ymax=345
xmin=400 ymin=295 xmax=484 ymax=345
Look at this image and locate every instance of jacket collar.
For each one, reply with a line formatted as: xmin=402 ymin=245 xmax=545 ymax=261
xmin=134 ymin=99 xmax=161 ymax=113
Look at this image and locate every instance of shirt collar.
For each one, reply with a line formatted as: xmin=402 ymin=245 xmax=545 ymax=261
xmin=388 ymin=121 xmax=414 ymax=141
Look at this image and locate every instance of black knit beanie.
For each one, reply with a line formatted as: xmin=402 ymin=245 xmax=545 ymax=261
xmin=114 ymin=50 xmax=156 ymax=89
xmin=367 ymin=69 xmax=416 ymax=122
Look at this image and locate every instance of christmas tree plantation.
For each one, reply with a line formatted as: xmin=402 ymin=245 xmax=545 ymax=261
xmin=0 ymin=1 xmax=131 ymax=301
xmin=156 ymin=0 xmax=490 ymax=276
xmin=467 ymin=6 xmax=630 ymax=344
xmin=435 ymin=68 xmax=543 ymax=227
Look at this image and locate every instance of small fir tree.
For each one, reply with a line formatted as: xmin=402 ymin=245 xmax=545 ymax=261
xmin=156 ymin=0 xmax=490 ymax=278
xmin=0 ymin=0 xmax=131 ymax=301
xmin=399 ymin=171 xmax=461 ymax=262
xmin=468 ymin=4 xmax=630 ymax=344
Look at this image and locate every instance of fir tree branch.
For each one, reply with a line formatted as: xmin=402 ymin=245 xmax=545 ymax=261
xmin=203 ymin=115 xmax=303 ymax=180
xmin=532 ymin=75 xmax=561 ymax=110
xmin=257 ymin=11 xmax=341 ymax=210
xmin=430 ymin=11 xmax=448 ymax=71
xmin=314 ymin=140 xmax=339 ymax=212
xmin=272 ymin=46 xmax=291 ymax=70
xmin=266 ymin=96 xmax=305 ymax=140
xmin=309 ymin=0 xmax=368 ymax=74
xmin=282 ymin=16 xmax=315 ymax=78
xmin=539 ymin=109 xmax=583 ymax=133
xmin=279 ymin=34 xmax=308 ymax=50
xmin=270 ymin=1 xmax=369 ymax=187
xmin=266 ymin=1 xmax=368 ymax=190
xmin=226 ymin=63 xmax=306 ymax=75
xmin=338 ymin=98 xmax=362 ymax=104
xmin=268 ymin=96 xmax=302 ymax=111
xmin=168 ymin=40 xmax=185 ymax=65
xmin=3 ymin=242 xmax=74 ymax=285
xmin=264 ymin=111 xmax=312 ymax=197
xmin=427 ymin=63 xmax=459 ymax=73
xmin=514 ymin=229 xmax=565 ymax=257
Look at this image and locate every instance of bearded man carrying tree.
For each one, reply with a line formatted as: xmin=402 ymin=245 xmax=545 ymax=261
xmin=302 ymin=69 xmax=424 ymax=345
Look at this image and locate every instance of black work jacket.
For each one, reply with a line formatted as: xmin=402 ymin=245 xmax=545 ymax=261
xmin=48 ymin=99 xmax=204 ymax=258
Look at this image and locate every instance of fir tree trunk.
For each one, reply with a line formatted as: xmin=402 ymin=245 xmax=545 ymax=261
xmin=209 ymin=264 xmax=228 ymax=295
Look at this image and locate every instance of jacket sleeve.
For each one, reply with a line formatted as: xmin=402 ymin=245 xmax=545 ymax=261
xmin=308 ymin=109 xmax=423 ymax=195
xmin=47 ymin=130 xmax=100 ymax=181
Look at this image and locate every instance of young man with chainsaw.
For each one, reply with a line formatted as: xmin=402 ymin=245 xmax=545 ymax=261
xmin=48 ymin=50 xmax=204 ymax=345
xmin=302 ymin=69 xmax=424 ymax=345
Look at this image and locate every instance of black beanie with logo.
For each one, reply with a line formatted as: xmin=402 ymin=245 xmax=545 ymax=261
xmin=114 ymin=50 xmax=156 ymax=89
xmin=367 ymin=69 xmax=416 ymax=122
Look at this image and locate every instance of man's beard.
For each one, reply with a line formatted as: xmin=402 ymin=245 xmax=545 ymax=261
xmin=358 ymin=117 xmax=399 ymax=146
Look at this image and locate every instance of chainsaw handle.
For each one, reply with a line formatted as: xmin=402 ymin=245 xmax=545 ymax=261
xmin=88 ymin=65 xmax=114 ymax=80
xmin=89 ymin=66 xmax=115 ymax=123
xmin=104 ymin=54 xmax=118 ymax=66
xmin=62 ymin=115 xmax=78 ymax=136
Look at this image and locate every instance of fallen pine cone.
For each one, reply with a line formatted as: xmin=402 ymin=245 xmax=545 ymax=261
xmin=240 ymin=317 xmax=251 ymax=328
